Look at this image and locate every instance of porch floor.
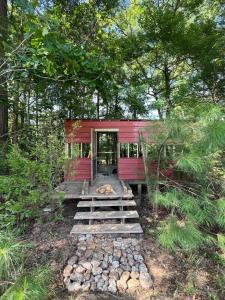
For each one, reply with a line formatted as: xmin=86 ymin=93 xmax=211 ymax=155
xmin=56 ymin=174 xmax=143 ymax=235
xmin=56 ymin=174 xmax=133 ymax=199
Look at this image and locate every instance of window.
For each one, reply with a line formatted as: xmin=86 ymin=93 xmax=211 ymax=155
xmin=120 ymin=143 xmax=141 ymax=158
xmin=67 ymin=143 xmax=72 ymax=159
xmin=120 ymin=143 xmax=129 ymax=158
xmin=79 ymin=143 xmax=91 ymax=158
xmin=66 ymin=143 xmax=91 ymax=159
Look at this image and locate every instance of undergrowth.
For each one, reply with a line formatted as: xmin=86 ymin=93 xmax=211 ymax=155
xmin=146 ymin=105 xmax=225 ymax=299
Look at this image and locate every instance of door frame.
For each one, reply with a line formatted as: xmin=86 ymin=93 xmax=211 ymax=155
xmin=91 ymin=128 xmax=119 ymax=181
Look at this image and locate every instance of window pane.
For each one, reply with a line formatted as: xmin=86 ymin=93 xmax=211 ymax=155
xmin=129 ymin=143 xmax=138 ymax=157
xmin=120 ymin=143 xmax=129 ymax=158
xmin=82 ymin=143 xmax=91 ymax=158
xmin=68 ymin=143 xmax=72 ymax=158
xmin=138 ymin=144 xmax=143 ymax=157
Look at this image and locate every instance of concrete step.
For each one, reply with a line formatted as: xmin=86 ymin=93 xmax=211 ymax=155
xmin=70 ymin=223 xmax=143 ymax=234
xmin=77 ymin=200 xmax=136 ymax=208
xmin=74 ymin=210 xmax=139 ymax=220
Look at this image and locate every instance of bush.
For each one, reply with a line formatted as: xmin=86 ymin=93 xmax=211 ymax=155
xmin=0 ymin=135 xmax=64 ymax=230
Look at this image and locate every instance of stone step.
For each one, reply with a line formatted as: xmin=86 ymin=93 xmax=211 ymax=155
xmin=74 ymin=210 xmax=139 ymax=220
xmin=77 ymin=200 xmax=136 ymax=208
xmin=70 ymin=223 xmax=143 ymax=234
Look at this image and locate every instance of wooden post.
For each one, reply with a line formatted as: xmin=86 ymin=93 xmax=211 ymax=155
xmin=137 ymin=184 xmax=142 ymax=206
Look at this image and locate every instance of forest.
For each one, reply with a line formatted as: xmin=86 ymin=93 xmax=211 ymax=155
xmin=0 ymin=0 xmax=225 ymax=299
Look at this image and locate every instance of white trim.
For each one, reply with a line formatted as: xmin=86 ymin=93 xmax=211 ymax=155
xmin=94 ymin=128 xmax=119 ymax=132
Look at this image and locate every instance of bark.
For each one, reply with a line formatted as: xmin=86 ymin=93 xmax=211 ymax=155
xmin=164 ymin=62 xmax=172 ymax=117
xmin=0 ymin=0 xmax=8 ymax=141
xmin=96 ymin=90 xmax=100 ymax=119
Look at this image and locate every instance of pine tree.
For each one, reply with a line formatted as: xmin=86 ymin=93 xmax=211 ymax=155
xmin=146 ymin=105 xmax=225 ymax=254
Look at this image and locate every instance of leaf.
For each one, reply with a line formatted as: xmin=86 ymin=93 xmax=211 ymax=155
xmin=42 ymin=27 xmax=49 ymax=36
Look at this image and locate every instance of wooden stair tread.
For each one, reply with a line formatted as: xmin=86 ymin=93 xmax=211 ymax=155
xmin=74 ymin=210 xmax=139 ymax=220
xmin=77 ymin=200 xmax=136 ymax=207
xmin=70 ymin=223 xmax=143 ymax=234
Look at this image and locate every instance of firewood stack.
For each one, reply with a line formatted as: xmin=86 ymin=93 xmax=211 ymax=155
xmin=96 ymin=184 xmax=116 ymax=195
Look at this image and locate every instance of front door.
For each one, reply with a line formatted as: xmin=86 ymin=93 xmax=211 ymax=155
xmin=96 ymin=132 xmax=118 ymax=176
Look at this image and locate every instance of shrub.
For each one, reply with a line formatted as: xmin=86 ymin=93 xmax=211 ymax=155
xmin=0 ymin=135 xmax=64 ymax=230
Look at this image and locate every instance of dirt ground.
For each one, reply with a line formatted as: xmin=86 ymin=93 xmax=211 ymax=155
xmin=22 ymin=198 xmax=221 ymax=300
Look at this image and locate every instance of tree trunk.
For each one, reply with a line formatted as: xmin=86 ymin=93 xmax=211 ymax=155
xmin=96 ymin=90 xmax=100 ymax=119
xmin=0 ymin=0 xmax=8 ymax=141
xmin=164 ymin=62 xmax=172 ymax=117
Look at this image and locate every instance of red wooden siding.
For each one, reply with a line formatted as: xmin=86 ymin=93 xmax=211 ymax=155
xmin=118 ymin=158 xmax=145 ymax=180
xmin=64 ymin=158 xmax=91 ymax=181
xmin=64 ymin=119 xmax=158 ymax=181
xmin=65 ymin=119 xmax=153 ymax=143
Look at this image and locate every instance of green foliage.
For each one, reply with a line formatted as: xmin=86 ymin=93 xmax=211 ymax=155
xmin=0 ymin=267 xmax=51 ymax=300
xmin=158 ymin=216 xmax=205 ymax=251
xmin=0 ymin=231 xmax=52 ymax=299
xmin=148 ymin=106 xmax=225 ymax=255
xmin=0 ymin=231 xmax=24 ymax=282
xmin=0 ymin=135 xmax=64 ymax=230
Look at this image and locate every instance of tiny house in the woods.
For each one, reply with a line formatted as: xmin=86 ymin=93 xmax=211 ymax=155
xmin=64 ymin=119 xmax=162 ymax=184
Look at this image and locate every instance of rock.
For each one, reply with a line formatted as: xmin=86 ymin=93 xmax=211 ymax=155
xmin=132 ymin=266 xmax=139 ymax=272
xmin=108 ymin=278 xmax=117 ymax=293
xmin=108 ymin=255 xmax=113 ymax=263
xmin=80 ymin=261 xmax=92 ymax=271
xmin=134 ymin=254 xmax=144 ymax=262
xmin=128 ymin=259 xmax=135 ymax=266
xmin=97 ymin=278 xmax=105 ymax=289
xmin=76 ymin=265 xmax=86 ymax=273
xmin=84 ymin=249 xmax=93 ymax=259
xmin=67 ymin=282 xmax=82 ymax=292
xmin=90 ymin=282 xmax=97 ymax=291
xmin=105 ymin=246 xmax=113 ymax=254
xmin=117 ymin=271 xmax=130 ymax=291
xmin=130 ymin=271 xmax=139 ymax=279
xmin=101 ymin=260 xmax=108 ymax=270
xmin=117 ymin=267 xmax=123 ymax=276
xmin=92 ymin=266 xmax=102 ymax=276
xmin=63 ymin=265 xmax=73 ymax=277
xmin=93 ymin=252 xmax=104 ymax=260
xmin=102 ymin=273 xmax=108 ymax=281
xmin=94 ymin=275 xmax=101 ymax=283
xmin=127 ymin=254 xmax=133 ymax=260
xmin=91 ymin=260 xmax=101 ymax=268
xmin=109 ymin=269 xmax=119 ymax=281
xmin=84 ymin=270 xmax=91 ymax=281
xmin=120 ymin=256 xmax=127 ymax=264
xmin=132 ymin=239 xmax=139 ymax=246
xmin=70 ymin=272 xmax=84 ymax=283
xmin=68 ymin=256 xmax=78 ymax=266
xmin=113 ymin=249 xmax=121 ymax=260
xmin=139 ymin=263 xmax=148 ymax=273
xmin=139 ymin=272 xmax=153 ymax=289
xmin=127 ymin=278 xmax=140 ymax=290
xmin=112 ymin=260 xmax=119 ymax=269
xmin=121 ymin=264 xmax=131 ymax=272
xmin=82 ymin=281 xmax=90 ymax=291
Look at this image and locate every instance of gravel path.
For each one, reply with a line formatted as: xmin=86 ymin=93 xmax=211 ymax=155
xmin=63 ymin=234 xmax=153 ymax=295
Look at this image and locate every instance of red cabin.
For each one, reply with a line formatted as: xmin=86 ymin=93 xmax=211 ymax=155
xmin=64 ymin=119 xmax=158 ymax=183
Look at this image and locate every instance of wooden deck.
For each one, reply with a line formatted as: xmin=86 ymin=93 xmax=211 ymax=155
xmin=57 ymin=174 xmax=143 ymax=234
xmin=56 ymin=174 xmax=133 ymax=199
